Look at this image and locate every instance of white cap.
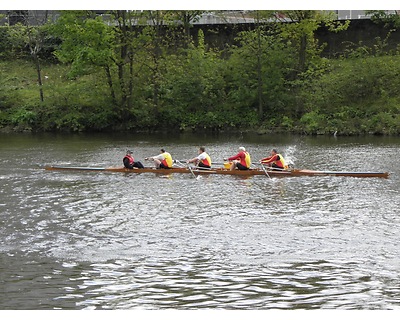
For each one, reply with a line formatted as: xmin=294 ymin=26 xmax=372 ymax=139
xmin=239 ymin=146 xmax=245 ymax=151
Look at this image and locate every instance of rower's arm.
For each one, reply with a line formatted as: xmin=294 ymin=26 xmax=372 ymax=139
xmin=227 ymin=153 xmax=241 ymax=161
xmin=261 ymin=155 xmax=276 ymax=163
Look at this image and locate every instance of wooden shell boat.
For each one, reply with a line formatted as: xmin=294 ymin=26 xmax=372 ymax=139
xmin=43 ymin=165 xmax=390 ymax=178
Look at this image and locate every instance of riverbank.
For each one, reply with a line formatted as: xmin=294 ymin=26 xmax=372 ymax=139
xmin=1 ymin=54 xmax=399 ymax=136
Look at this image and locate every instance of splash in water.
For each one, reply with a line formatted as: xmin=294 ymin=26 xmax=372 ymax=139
xmin=284 ymin=145 xmax=297 ymax=167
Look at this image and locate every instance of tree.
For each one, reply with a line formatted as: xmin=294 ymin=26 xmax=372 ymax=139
xmin=52 ymin=10 xmax=150 ymax=119
xmin=253 ymin=11 xmax=275 ymax=117
xmin=275 ymin=10 xmax=349 ymax=74
xmin=112 ymin=10 xmax=142 ymax=112
xmin=8 ymin=10 xmax=55 ymax=102
xmin=226 ymin=22 xmax=295 ymax=120
xmin=366 ymin=10 xmax=400 ymax=28
xmin=52 ymin=11 xmax=117 ymax=104
xmin=172 ymin=11 xmax=205 ymax=40
xmin=138 ymin=10 xmax=205 ymax=114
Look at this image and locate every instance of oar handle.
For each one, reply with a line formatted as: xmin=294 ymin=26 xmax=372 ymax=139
xmin=212 ymin=162 xmax=231 ymax=165
xmin=258 ymin=163 xmax=287 ymax=171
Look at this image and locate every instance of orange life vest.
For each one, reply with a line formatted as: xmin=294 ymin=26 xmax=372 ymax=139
xmin=274 ymin=154 xmax=287 ymax=169
xmin=200 ymin=153 xmax=212 ymax=167
xmin=123 ymin=154 xmax=134 ymax=165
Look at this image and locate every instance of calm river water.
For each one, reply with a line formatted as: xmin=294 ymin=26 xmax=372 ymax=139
xmin=0 ymin=132 xmax=399 ymax=310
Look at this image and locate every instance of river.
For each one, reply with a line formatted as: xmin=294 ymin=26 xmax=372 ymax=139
xmin=0 ymin=132 xmax=399 ymax=310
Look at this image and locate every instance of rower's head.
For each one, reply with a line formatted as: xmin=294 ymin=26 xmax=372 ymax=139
xmin=126 ymin=150 xmax=132 ymax=155
xmin=271 ymin=149 xmax=277 ymax=155
xmin=239 ymin=146 xmax=245 ymax=152
xmin=160 ymin=148 xmax=165 ymax=153
xmin=199 ymin=146 xmax=205 ymax=153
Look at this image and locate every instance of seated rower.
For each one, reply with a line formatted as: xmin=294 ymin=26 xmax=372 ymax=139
xmin=224 ymin=146 xmax=251 ymax=171
xmin=123 ymin=150 xmax=144 ymax=169
xmin=187 ymin=146 xmax=212 ymax=169
xmin=145 ymin=148 xmax=173 ymax=169
xmin=260 ymin=149 xmax=288 ymax=170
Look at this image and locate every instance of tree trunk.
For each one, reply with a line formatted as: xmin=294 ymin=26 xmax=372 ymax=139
xmin=256 ymin=14 xmax=263 ymax=118
xmin=33 ymin=53 xmax=44 ymax=102
xmin=299 ymin=34 xmax=307 ymax=72
xmin=151 ymin=12 xmax=162 ymax=111
xmin=116 ymin=10 xmax=129 ymax=111
xmin=104 ymin=65 xmax=116 ymax=106
xmin=128 ymin=54 xmax=134 ymax=110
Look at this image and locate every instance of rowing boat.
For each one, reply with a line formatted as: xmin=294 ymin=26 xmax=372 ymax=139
xmin=43 ymin=165 xmax=390 ymax=178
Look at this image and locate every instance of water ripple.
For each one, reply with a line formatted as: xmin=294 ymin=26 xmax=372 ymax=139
xmin=1 ymin=134 xmax=400 ymax=309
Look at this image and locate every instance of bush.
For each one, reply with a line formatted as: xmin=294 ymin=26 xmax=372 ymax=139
xmin=298 ymin=54 xmax=400 ymax=134
xmin=367 ymin=112 xmax=399 ymax=134
xmin=300 ymin=111 xmax=327 ymax=134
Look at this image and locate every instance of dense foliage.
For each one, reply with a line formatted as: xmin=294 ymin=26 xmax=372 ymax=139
xmin=1 ymin=10 xmax=399 ymax=135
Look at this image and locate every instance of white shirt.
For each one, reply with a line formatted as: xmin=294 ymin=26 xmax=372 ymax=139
xmin=153 ymin=153 xmax=165 ymax=161
xmin=197 ymin=152 xmax=208 ymax=161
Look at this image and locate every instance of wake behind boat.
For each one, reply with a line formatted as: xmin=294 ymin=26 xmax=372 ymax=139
xmin=42 ymin=164 xmax=390 ymax=178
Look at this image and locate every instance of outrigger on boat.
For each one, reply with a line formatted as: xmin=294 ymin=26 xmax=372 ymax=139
xmin=43 ymin=164 xmax=390 ymax=179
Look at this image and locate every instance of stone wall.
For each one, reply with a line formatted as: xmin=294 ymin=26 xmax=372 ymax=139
xmin=191 ymin=19 xmax=400 ymax=57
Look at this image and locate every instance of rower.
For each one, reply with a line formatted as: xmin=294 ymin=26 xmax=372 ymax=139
xmin=260 ymin=149 xmax=288 ymax=170
xmin=224 ymin=146 xmax=251 ymax=171
xmin=187 ymin=146 xmax=212 ymax=169
xmin=123 ymin=150 xmax=144 ymax=169
xmin=145 ymin=148 xmax=173 ymax=169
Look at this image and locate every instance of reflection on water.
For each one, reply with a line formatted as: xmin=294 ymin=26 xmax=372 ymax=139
xmin=0 ymin=132 xmax=399 ymax=309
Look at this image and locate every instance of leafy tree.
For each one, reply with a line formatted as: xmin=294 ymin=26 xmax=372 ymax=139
xmin=52 ymin=11 xmax=117 ymax=103
xmin=366 ymin=10 xmax=400 ymax=28
xmin=275 ymin=10 xmax=349 ymax=74
xmin=7 ymin=11 xmax=56 ymax=102
xmin=246 ymin=11 xmax=276 ymax=117
xmin=111 ymin=10 xmax=150 ymax=113
xmin=226 ymin=25 xmax=296 ymax=120
xmin=158 ymin=28 xmax=227 ymax=130
xmin=171 ymin=11 xmax=205 ymax=40
xmin=133 ymin=11 xmax=206 ymax=121
xmin=52 ymin=10 xmax=151 ymax=121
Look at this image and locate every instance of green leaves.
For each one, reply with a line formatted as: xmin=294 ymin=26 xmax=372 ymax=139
xmin=2 ymin=10 xmax=399 ymax=134
xmin=52 ymin=12 xmax=114 ymax=72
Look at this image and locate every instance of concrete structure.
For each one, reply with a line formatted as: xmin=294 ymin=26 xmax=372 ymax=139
xmin=1 ymin=10 xmax=398 ymax=26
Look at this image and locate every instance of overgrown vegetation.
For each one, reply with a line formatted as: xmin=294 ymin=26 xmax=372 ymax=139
xmin=1 ymin=10 xmax=399 ymax=135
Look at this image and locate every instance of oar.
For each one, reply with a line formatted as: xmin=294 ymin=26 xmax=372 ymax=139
xmin=192 ymin=166 xmax=214 ymax=171
xmin=175 ymin=160 xmax=198 ymax=178
xmin=259 ymin=163 xmax=271 ymax=179
xmin=213 ymin=161 xmax=281 ymax=167
xmin=212 ymin=162 xmax=231 ymax=166
xmin=174 ymin=159 xmax=187 ymax=164
xmin=173 ymin=160 xmax=186 ymax=168
xmin=261 ymin=166 xmax=287 ymax=171
xmin=188 ymin=165 xmax=197 ymax=178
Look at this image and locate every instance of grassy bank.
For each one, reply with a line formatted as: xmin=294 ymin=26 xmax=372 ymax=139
xmin=0 ymin=60 xmax=114 ymax=132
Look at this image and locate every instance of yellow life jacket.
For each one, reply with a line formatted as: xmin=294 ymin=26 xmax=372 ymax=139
xmin=276 ymin=153 xmax=288 ymax=169
xmin=244 ymin=151 xmax=251 ymax=168
xmin=162 ymin=152 xmax=173 ymax=168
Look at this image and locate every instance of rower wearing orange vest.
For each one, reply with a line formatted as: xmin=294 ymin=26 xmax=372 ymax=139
xmin=224 ymin=147 xmax=251 ymax=171
xmin=260 ymin=149 xmax=288 ymax=169
xmin=123 ymin=149 xmax=144 ymax=169
xmin=187 ymin=146 xmax=212 ymax=169
xmin=145 ymin=148 xmax=173 ymax=169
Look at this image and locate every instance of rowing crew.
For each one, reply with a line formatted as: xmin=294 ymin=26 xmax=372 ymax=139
xmin=123 ymin=147 xmax=288 ymax=171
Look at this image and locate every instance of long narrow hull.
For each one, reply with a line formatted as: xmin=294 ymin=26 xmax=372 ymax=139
xmin=43 ymin=165 xmax=389 ymax=178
